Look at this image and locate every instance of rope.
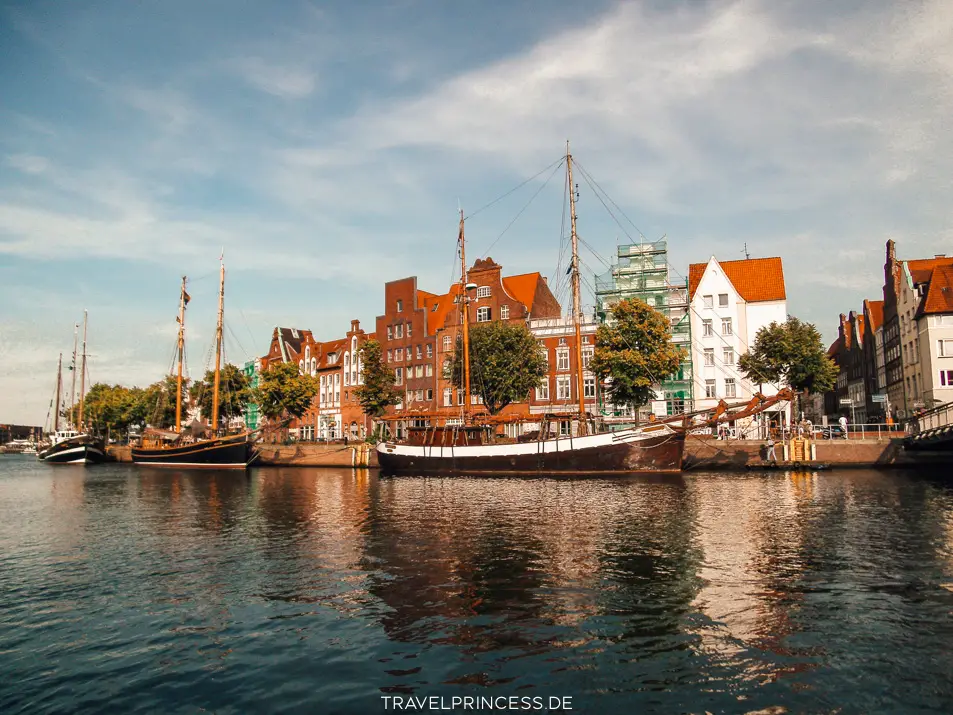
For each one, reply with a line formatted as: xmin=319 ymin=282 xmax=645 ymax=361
xmin=464 ymin=157 xmax=564 ymax=222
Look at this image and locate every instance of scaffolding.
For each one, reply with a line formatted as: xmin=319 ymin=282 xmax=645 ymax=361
xmin=595 ymin=239 xmax=693 ymax=415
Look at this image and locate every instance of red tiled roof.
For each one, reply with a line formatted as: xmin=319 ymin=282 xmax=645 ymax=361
xmin=502 ymin=272 xmax=541 ymax=310
xmin=864 ymin=299 xmax=884 ymax=332
xmin=920 ymin=265 xmax=953 ymax=315
xmin=907 ymin=256 xmax=953 ymax=284
xmin=688 ymin=257 xmax=786 ymax=303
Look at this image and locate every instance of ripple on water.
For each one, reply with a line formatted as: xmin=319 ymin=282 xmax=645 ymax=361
xmin=0 ymin=463 xmax=952 ymax=713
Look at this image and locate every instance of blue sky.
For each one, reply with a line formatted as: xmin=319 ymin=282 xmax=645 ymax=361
xmin=2 ymin=0 xmax=952 ymax=426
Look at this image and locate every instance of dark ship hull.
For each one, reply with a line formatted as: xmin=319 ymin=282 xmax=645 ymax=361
xmin=131 ymin=434 xmax=255 ymax=469
xmin=377 ymin=426 xmax=684 ymax=476
xmin=38 ymin=436 xmax=107 ymax=464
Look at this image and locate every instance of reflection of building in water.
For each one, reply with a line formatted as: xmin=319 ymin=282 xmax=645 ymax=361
xmin=360 ymin=476 xmax=702 ymax=652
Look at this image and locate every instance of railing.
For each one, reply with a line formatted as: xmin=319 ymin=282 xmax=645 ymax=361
xmin=701 ymin=422 xmax=906 ymax=441
xmin=908 ymin=401 xmax=953 ymax=434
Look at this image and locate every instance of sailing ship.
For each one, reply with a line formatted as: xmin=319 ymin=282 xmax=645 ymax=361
xmin=376 ymin=143 xmax=686 ymax=475
xmin=39 ymin=312 xmax=107 ymax=464
xmin=131 ymin=263 xmax=257 ymax=468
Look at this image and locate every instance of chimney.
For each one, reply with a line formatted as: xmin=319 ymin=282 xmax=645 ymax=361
xmin=886 ymin=239 xmax=896 ymax=264
xmin=350 ymin=319 xmax=360 ymax=333
xmin=542 ymin=276 xmax=548 ymax=285
xmin=838 ymin=314 xmax=847 ymax=339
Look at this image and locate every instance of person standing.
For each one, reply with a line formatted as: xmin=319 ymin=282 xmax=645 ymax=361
xmin=839 ymin=414 xmax=848 ymax=439
xmin=766 ymin=436 xmax=777 ymax=464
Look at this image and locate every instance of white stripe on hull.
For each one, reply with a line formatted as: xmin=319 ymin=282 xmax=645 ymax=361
xmin=377 ymin=425 xmax=676 ymax=460
xmin=134 ymin=462 xmax=248 ymax=468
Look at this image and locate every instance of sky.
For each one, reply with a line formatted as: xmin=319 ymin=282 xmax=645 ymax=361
xmin=1 ymin=0 xmax=952 ymax=426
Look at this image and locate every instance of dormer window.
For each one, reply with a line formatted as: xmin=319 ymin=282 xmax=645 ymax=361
xmin=396 ymin=299 xmax=403 ymax=313
xmin=477 ymin=286 xmax=491 ymax=298
xmin=291 ymin=328 xmax=300 ymax=339
xmin=327 ymin=352 xmax=337 ymax=364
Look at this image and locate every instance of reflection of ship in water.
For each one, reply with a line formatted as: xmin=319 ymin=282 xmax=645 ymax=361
xmin=359 ymin=475 xmax=703 ymax=655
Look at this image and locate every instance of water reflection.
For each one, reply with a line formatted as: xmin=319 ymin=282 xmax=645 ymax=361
xmin=2 ymin=459 xmax=953 ymax=713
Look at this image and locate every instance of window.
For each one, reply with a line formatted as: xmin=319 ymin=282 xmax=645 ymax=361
xmin=395 ymin=347 xmax=403 ymax=361
xmin=406 ymin=390 xmax=414 ymax=403
xmin=416 ymin=345 xmax=422 ymax=359
xmin=425 ymin=364 xmax=433 ymax=377
xmin=718 ymin=293 xmax=729 ymax=308
xmin=415 ymin=389 xmax=424 ymax=401
xmin=537 ymin=377 xmax=550 ymax=401
xmin=556 ymin=348 xmax=570 ymax=371
xmin=725 ymin=378 xmax=736 ymax=398
xmin=396 ymin=299 xmax=403 ymax=312
xmin=426 ymin=344 xmax=433 ymax=358
xmin=703 ymin=295 xmax=713 ymax=309
xmin=395 ymin=324 xmax=403 ymax=338
xmin=582 ymin=347 xmax=594 ymax=369
xmin=477 ymin=286 xmax=490 ymax=298
xmin=722 ymin=318 xmax=733 ymax=335
xmin=395 ymin=367 xmax=403 ymax=385
xmin=477 ymin=307 xmax=491 ymax=322
xmin=703 ymin=319 xmax=713 ymax=337
xmin=704 ymin=348 xmax=715 ymax=366
xmin=443 ymin=335 xmax=452 ymax=351
xmin=705 ymin=379 xmax=716 ymax=398
xmin=407 ymin=323 xmax=412 ymax=337
xmin=584 ymin=376 xmax=596 ymax=398
xmin=457 ymin=388 xmax=463 ymax=404
xmin=443 ymin=388 xmax=453 ymax=406
xmin=387 ymin=349 xmax=392 ymax=363
xmin=541 ymin=348 xmax=549 ymax=369
xmin=723 ymin=348 xmax=734 ymax=365
xmin=558 ymin=337 xmax=567 ymax=346
xmin=426 ymin=389 xmax=433 ymax=401
xmin=556 ymin=376 xmax=572 ymax=400
xmin=940 ymin=370 xmax=953 ymax=387
xmin=939 ymin=339 xmax=953 ymax=357
xmin=500 ymin=305 xmax=509 ymax=320
xmin=415 ymin=365 xmax=423 ymax=378
xmin=387 ymin=326 xmax=393 ymax=340
xmin=559 ymin=420 xmax=571 ymax=437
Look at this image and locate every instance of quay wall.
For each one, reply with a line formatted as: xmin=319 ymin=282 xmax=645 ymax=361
xmin=107 ymin=439 xmax=945 ymax=470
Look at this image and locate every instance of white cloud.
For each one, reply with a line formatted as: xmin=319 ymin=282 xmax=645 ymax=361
xmin=233 ymin=56 xmax=317 ymax=98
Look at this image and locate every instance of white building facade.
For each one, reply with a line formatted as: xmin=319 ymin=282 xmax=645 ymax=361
xmin=688 ymin=257 xmax=789 ymax=430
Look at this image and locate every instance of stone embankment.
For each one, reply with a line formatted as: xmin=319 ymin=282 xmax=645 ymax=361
xmin=106 ymin=437 xmax=945 ymax=470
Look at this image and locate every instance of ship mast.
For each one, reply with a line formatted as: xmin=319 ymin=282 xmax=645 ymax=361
xmin=211 ymin=259 xmax=225 ymax=434
xmin=459 ymin=210 xmax=472 ymax=419
xmin=78 ymin=310 xmax=88 ymax=431
xmin=566 ymin=141 xmax=587 ymax=435
xmin=175 ymin=276 xmax=188 ymax=433
xmin=69 ymin=322 xmax=78 ymax=430
xmin=53 ymin=353 xmax=62 ymax=432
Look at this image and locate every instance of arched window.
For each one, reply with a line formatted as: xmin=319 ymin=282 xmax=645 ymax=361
xmin=310 ymin=357 xmax=317 ymax=375
xmin=298 ymin=359 xmax=304 ymax=374
xmin=350 ymin=337 xmax=358 ymax=384
xmin=343 ymin=352 xmax=350 ymax=386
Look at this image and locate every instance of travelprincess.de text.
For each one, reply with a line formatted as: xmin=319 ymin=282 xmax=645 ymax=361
xmin=381 ymin=695 xmax=573 ymax=711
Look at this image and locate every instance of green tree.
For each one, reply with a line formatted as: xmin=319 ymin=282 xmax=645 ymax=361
xmin=445 ymin=321 xmax=548 ymax=415
xmin=189 ymin=363 xmax=250 ymax=427
xmin=739 ymin=317 xmax=837 ymax=407
xmin=590 ymin=298 xmax=684 ymax=411
xmin=251 ymin=361 xmax=319 ymax=425
xmin=140 ymin=376 xmax=190 ymax=428
xmin=353 ymin=339 xmax=401 ymax=417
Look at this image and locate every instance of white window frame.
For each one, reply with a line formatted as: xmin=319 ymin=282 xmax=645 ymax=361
xmin=704 ymin=348 xmax=714 ymax=366
xmin=582 ymin=347 xmax=594 ymax=369
xmin=722 ymin=318 xmax=733 ymax=336
xmin=703 ymin=319 xmax=713 ymax=337
xmin=500 ymin=305 xmax=510 ymax=320
xmin=537 ymin=377 xmax=550 ymax=401
xmin=724 ymin=378 xmax=736 ymax=398
xmin=476 ymin=307 xmax=491 ymax=322
xmin=395 ymin=367 xmax=403 ymax=385
xmin=443 ymin=388 xmax=453 ymax=406
xmin=476 ymin=286 xmax=491 ymax=298
xmin=396 ymin=299 xmax=403 ymax=313
xmin=443 ymin=335 xmax=452 ymax=351
xmin=556 ymin=348 xmax=570 ymax=371
xmin=939 ymin=339 xmax=953 ymax=357
xmin=723 ymin=348 xmax=734 ymax=365
xmin=718 ymin=293 xmax=729 ymax=308
xmin=584 ymin=376 xmax=596 ymax=398
xmin=556 ymin=376 xmax=572 ymax=400
xmin=703 ymin=295 xmax=713 ymax=309
xmin=705 ymin=379 xmax=716 ymax=398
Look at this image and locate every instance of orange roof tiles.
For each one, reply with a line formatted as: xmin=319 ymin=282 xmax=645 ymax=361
xmin=502 ymin=272 xmax=541 ymax=310
xmin=864 ymin=299 xmax=884 ymax=332
xmin=688 ymin=257 xmax=786 ymax=303
xmin=920 ymin=265 xmax=953 ymax=315
xmin=907 ymin=256 xmax=953 ymax=284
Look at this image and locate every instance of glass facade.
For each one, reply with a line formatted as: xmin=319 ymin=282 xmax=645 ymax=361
xmin=243 ymin=360 xmax=260 ymax=430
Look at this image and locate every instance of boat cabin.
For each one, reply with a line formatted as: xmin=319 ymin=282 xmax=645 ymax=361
xmin=404 ymin=425 xmax=491 ymax=447
xmin=50 ymin=430 xmax=80 ymax=446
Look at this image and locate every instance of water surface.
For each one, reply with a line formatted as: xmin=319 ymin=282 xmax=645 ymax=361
xmin=1 ymin=456 xmax=952 ymax=713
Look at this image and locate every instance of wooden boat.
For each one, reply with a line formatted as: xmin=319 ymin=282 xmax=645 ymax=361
xmin=376 ymin=143 xmax=686 ymax=476
xmin=39 ymin=313 xmax=106 ymax=465
xmin=131 ymin=264 xmax=257 ymax=469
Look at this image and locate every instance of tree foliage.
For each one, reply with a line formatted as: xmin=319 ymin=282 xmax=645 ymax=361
xmin=590 ymin=298 xmax=684 ymax=410
xmin=142 ymin=375 xmax=190 ymax=428
xmin=739 ymin=316 xmax=837 ymax=394
xmin=65 ymin=383 xmax=162 ymax=436
xmin=190 ymin=363 xmax=251 ymax=426
xmin=353 ymin=339 xmax=401 ymax=417
xmin=445 ymin=321 xmax=548 ymax=415
xmin=251 ymin=360 xmax=319 ymax=424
